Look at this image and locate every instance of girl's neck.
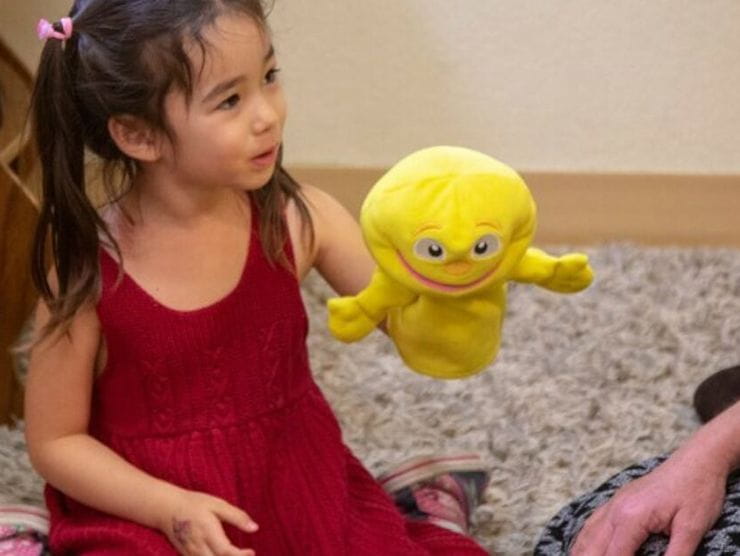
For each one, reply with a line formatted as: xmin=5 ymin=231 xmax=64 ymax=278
xmin=123 ymin=169 xmax=248 ymax=229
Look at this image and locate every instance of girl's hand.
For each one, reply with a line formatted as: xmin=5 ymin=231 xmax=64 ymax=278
xmin=161 ymin=489 xmax=259 ymax=556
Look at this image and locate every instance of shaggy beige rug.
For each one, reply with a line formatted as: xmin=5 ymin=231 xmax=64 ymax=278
xmin=2 ymin=244 xmax=739 ymax=555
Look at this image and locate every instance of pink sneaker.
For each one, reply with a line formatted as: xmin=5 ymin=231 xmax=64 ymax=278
xmin=378 ymin=453 xmax=489 ymax=535
xmin=0 ymin=503 xmax=49 ymax=556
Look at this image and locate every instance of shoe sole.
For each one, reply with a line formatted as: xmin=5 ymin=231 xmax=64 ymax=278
xmin=378 ymin=453 xmax=489 ymax=494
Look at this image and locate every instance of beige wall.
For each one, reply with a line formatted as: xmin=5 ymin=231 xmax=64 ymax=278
xmin=3 ymin=1 xmax=740 ymax=174
xmin=0 ymin=0 xmax=66 ymax=69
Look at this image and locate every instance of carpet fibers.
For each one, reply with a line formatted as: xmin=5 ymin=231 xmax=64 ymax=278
xmin=2 ymin=244 xmax=739 ymax=554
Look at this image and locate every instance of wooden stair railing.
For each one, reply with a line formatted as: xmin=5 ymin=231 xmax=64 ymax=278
xmin=0 ymin=36 xmax=34 ymax=173
xmin=0 ymin=36 xmax=39 ymax=425
xmin=0 ymin=162 xmax=38 ymax=424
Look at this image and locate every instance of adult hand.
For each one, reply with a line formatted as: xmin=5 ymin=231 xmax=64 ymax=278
xmin=571 ymin=444 xmax=726 ymax=556
xmin=160 ymin=489 xmax=258 ymax=556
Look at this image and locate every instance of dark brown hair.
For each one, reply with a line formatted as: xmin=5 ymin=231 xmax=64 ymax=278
xmin=31 ymin=0 xmax=313 ymax=336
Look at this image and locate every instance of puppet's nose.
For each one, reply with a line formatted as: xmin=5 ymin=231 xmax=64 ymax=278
xmin=444 ymin=261 xmax=472 ymax=276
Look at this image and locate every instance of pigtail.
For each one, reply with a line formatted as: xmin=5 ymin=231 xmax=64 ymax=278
xmin=31 ymin=25 xmax=106 ymax=336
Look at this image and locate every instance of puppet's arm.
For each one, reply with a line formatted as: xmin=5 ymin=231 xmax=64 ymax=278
xmin=511 ymin=247 xmax=593 ymax=293
xmin=328 ymin=269 xmax=416 ymax=342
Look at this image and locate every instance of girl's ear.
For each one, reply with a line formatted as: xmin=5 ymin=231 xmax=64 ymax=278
xmin=107 ymin=115 xmax=162 ymax=162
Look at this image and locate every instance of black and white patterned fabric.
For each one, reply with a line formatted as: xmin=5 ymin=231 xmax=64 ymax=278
xmin=535 ymin=456 xmax=740 ymax=555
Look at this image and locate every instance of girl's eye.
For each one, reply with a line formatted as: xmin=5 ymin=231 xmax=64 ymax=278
xmin=470 ymin=233 xmax=501 ymax=259
xmin=218 ymin=94 xmax=240 ymax=110
xmin=264 ymin=68 xmax=281 ymax=85
xmin=413 ymin=238 xmax=447 ymax=262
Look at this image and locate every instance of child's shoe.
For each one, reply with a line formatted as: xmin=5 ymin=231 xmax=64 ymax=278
xmin=378 ymin=453 xmax=489 ymax=535
xmin=0 ymin=504 xmax=50 ymax=556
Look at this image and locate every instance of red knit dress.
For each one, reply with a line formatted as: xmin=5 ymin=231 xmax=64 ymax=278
xmin=45 ymin=202 xmax=487 ymax=555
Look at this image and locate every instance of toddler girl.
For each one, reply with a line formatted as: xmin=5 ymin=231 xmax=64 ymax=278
xmin=24 ymin=1 xmax=490 ymax=554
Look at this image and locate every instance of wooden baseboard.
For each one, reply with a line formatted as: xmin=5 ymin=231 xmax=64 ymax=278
xmin=289 ymin=167 xmax=739 ymax=247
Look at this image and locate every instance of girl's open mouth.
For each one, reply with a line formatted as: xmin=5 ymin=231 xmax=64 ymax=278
xmin=251 ymin=146 xmax=278 ymax=168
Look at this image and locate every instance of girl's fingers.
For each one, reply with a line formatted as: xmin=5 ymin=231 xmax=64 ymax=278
xmin=213 ymin=501 xmax=259 ymax=534
xmin=205 ymin=521 xmax=254 ymax=556
xmin=187 ymin=539 xmax=215 ymax=556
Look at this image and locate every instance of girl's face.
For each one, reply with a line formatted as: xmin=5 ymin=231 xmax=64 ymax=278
xmin=160 ymin=13 xmax=286 ymax=192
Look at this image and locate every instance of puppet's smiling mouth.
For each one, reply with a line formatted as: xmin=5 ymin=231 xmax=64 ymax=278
xmin=396 ymin=251 xmax=498 ymax=293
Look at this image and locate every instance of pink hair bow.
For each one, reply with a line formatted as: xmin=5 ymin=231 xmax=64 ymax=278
xmin=37 ymin=17 xmax=73 ymax=41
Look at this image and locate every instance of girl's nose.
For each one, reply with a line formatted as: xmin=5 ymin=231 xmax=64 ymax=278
xmin=251 ymin=94 xmax=279 ymax=134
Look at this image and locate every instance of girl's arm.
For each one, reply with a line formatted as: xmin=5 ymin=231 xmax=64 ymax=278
xmin=25 ymin=283 xmax=256 ymax=554
xmin=289 ymin=183 xmax=376 ymax=296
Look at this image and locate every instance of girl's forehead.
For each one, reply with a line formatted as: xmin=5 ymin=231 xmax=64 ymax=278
xmin=208 ymin=11 xmax=267 ymax=45
xmin=190 ymin=14 xmax=271 ymax=81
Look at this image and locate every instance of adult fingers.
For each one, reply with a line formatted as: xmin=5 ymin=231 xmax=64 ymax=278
xmin=604 ymin=522 xmax=651 ymax=556
xmin=571 ymin=505 xmax=613 ymax=555
xmin=663 ymin=514 xmax=706 ymax=556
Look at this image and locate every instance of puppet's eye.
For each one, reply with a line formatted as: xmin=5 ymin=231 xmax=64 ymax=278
xmin=470 ymin=234 xmax=501 ymax=259
xmin=413 ymin=238 xmax=447 ymax=262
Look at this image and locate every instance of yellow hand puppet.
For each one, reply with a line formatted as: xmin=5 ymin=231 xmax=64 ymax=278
xmin=327 ymin=146 xmax=594 ymax=379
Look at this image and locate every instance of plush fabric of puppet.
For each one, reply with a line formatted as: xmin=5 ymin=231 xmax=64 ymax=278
xmin=327 ymin=146 xmax=593 ymax=379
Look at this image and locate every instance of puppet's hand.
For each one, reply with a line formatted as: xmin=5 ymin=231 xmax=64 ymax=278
xmin=541 ymin=253 xmax=593 ymax=293
xmin=328 ymin=297 xmax=378 ymax=342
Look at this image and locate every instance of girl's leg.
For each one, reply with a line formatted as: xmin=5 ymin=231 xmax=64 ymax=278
xmin=45 ymin=489 xmax=176 ymax=556
xmin=50 ymin=519 xmax=177 ymax=556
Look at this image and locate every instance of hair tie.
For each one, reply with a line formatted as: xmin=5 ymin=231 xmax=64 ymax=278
xmin=37 ymin=17 xmax=73 ymax=41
